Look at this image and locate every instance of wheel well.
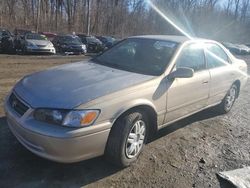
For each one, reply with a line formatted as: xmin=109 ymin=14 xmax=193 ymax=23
xmin=234 ymin=80 xmax=241 ymax=98
xmin=113 ymin=105 xmax=158 ymax=140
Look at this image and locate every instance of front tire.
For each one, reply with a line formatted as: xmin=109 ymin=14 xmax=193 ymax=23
xmin=21 ymin=46 xmax=27 ymax=55
xmin=216 ymin=84 xmax=238 ymax=114
xmin=105 ymin=111 xmax=148 ymax=167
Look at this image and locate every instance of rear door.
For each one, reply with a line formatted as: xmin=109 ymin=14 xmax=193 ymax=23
xmin=165 ymin=42 xmax=210 ymax=124
xmin=204 ymin=43 xmax=236 ymax=105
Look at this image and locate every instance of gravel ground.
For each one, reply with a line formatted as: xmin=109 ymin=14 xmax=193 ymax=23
xmin=0 ymin=54 xmax=249 ymax=188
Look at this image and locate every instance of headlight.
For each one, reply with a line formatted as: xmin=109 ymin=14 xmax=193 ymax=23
xmin=47 ymin=43 xmax=54 ymax=48
xmin=61 ymin=44 xmax=67 ymax=48
xmin=81 ymin=45 xmax=86 ymax=50
xmin=34 ymin=109 xmax=100 ymax=128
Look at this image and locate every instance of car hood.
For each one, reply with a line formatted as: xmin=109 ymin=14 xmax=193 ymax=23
xmin=27 ymin=39 xmax=51 ymax=46
xmin=14 ymin=61 xmax=154 ymax=109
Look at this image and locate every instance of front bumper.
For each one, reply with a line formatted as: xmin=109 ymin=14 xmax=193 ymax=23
xmin=61 ymin=47 xmax=86 ymax=54
xmin=26 ymin=46 xmax=56 ymax=54
xmin=4 ymin=94 xmax=111 ymax=163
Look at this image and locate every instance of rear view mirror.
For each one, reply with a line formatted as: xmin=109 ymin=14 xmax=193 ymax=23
xmin=168 ymin=67 xmax=194 ymax=80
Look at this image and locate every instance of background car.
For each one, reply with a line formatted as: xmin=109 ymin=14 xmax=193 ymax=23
xmin=18 ymin=33 xmax=55 ymax=54
xmin=0 ymin=28 xmax=15 ymax=53
xmin=13 ymin=28 xmax=32 ymax=52
xmin=236 ymin=44 xmax=250 ymax=55
xmin=52 ymin=35 xmax=87 ymax=55
xmin=221 ymin=42 xmax=242 ymax=55
xmin=96 ymin=36 xmax=116 ymax=49
xmin=77 ymin=34 xmax=104 ymax=53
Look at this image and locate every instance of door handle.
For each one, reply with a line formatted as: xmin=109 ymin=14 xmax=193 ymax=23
xmin=202 ymin=81 xmax=209 ymax=84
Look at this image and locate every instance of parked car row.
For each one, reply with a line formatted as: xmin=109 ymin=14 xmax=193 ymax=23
xmin=0 ymin=28 xmax=119 ymax=55
xmin=222 ymin=42 xmax=250 ymax=55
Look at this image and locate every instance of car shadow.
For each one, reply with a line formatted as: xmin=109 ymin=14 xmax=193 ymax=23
xmin=216 ymin=174 xmax=236 ymax=188
xmin=0 ymin=108 xmax=221 ymax=187
xmin=153 ymin=107 xmax=221 ymax=141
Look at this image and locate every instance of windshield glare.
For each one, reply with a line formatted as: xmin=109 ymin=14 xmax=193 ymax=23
xmin=87 ymin=37 xmax=100 ymax=43
xmin=26 ymin=34 xmax=47 ymax=40
xmin=94 ymin=38 xmax=178 ymax=76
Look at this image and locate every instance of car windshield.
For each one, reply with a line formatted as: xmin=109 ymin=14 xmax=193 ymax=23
xmin=103 ymin=37 xmax=115 ymax=43
xmin=93 ymin=38 xmax=178 ymax=76
xmin=61 ymin=36 xmax=82 ymax=45
xmin=0 ymin=30 xmax=11 ymax=37
xmin=26 ymin=34 xmax=47 ymax=40
xmin=106 ymin=37 xmax=115 ymax=42
xmin=87 ymin=37 xmax=100 ymax=43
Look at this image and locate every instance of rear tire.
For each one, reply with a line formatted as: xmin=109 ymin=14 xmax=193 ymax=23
xmin=105 ymin=110 xmax=148 ymax=167
xmin=216 ymin=84 xmax=238 ymax=114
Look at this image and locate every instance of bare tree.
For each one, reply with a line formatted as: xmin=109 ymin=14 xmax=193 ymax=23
xmin=0 ymin=0 xmax=250 ymax=42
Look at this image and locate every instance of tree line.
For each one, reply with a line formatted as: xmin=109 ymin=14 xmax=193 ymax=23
xmin=0 ymin=0 xmax=250 ymax=42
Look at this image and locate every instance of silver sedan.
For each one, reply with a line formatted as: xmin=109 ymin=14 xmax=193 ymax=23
xmin=21 ymin=33 xmax=55 ymax=54
xmin=4 ymin=35 xmax=248 ymax=167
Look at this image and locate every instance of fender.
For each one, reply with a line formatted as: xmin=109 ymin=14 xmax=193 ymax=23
xmin=111 ymin=98 xmax=159 ymax=124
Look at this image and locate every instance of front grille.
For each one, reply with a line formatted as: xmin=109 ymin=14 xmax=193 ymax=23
xmin=71 ymin=46 xmax=81 ymax=49
xmin=9 ymin=93 xmax=29 ymax=116
xmin=32 ymin=49 xmax=50 ymax=52
xmin=37 ymin=45 xmax=46 ymax=47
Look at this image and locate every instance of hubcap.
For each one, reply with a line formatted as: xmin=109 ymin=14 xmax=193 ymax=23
xmin=125 ymin=120 xmax=146 ymax=159
xmin=225 ymin=87 xmax=236 ymax=110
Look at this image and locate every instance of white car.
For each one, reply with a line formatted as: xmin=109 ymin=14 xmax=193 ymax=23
xmin=20 ymin=33 xmax=56 ymax=54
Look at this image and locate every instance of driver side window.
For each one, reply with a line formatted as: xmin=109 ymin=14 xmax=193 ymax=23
xmin=116 ymin=41 xmax=137 ymax=55
xmin=176 ymin=43 xmax=206 ymax=72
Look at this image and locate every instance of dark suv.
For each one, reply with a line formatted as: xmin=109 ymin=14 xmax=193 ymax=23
xmin=96 ymin=36 xmax=116 ymax=49
xmin=52 ymin=35 xmax=87 ymax=54
xmin=13 ymin=29 xmax=32 ymax=52
xmin=0 ymin=28 xmax=15 ymax=53
xmin=78 ymin=34 xmax=104 ymax=53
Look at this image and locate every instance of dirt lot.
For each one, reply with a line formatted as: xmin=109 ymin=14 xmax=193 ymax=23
xmin=0 ymin=54 xmax=249 ymax=188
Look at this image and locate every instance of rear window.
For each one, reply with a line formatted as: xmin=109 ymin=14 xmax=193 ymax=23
xmin=205 ymin=43 xmax=230 ymax=68
xmin=176 ymin=43 xmax=206 ymax=72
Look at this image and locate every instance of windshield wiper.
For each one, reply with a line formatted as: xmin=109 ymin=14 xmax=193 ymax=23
xmin=92 ymin=58 xmax=127 ymax=70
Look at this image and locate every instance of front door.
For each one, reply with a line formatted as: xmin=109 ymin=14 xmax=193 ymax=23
xmin=164 ymin=42 xmax=210 ymax=124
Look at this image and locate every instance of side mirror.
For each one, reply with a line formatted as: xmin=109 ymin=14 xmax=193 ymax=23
xmin=168 ymin=67 xmax=194 ymax=80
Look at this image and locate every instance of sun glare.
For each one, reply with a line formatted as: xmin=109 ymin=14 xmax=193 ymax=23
xmin=147 ymin=0 xmax=249 ymax=78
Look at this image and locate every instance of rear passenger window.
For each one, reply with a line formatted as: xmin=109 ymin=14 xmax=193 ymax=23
xmin=176 ymin=43 xmax=205 ymax=72
xmin=205 ymin=43 xmax=230 ymax=68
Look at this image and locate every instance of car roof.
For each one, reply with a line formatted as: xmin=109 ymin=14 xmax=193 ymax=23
xmin=97 ymin=36 xmax=114 ymax=38
xmin=41 ymin=32 xmax=57 ymax=35
xmin=77 ymin=34 xmax=88 ymax=37
xmin=58 ymin=34 xmax=76 ymax=37
xmin=78 ymin=35 xmax=95 ymax=38
xmin=128 ymin=35 xmax=214 ymax=44
xmin=129 ymin=35 xmax=189 ymax=43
